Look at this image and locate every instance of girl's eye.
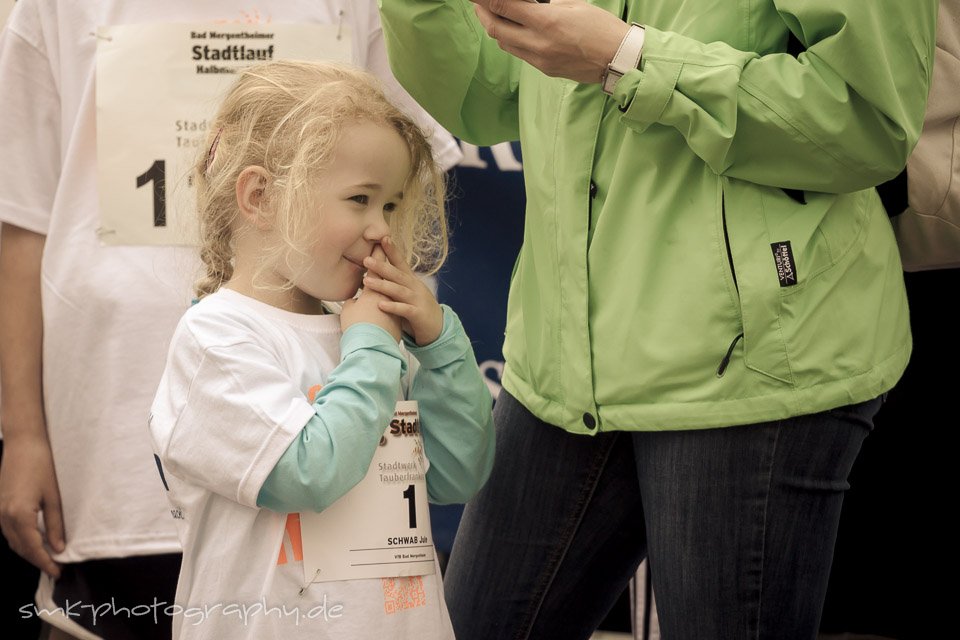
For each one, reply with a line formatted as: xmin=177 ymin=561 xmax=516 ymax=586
xmin=384 ymin=202 xmax=398 ymax=213
xmin=349 ymin=194 xmax=369 ymax=205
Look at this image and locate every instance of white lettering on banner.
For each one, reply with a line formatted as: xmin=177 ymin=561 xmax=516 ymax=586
xmin=490 ymin=142 xmax=523 ymax=171
xmin=458 ymin=142 xmax=486 ymax=169
xmin=457 ymin=141 xmax=523 ymax=172
xmin=480 ymin=360 xmax=504 ymax=399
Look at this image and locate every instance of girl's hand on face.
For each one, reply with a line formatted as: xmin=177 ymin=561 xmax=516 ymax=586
xmin=361 ymin=237 xmax=443 ymax=346
xmin=340 ymin=245 xmax=402 ymax=342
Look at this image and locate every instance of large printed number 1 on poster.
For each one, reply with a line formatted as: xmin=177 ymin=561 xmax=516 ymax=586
xmin=136 ymin=160 xmax=166 ymax=227
xmin=95 ymin=23 xmax=351 ymax=246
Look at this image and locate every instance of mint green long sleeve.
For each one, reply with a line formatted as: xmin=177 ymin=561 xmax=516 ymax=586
xmin=256 ymin=323 xmax=406 ymax=512
xmin=404 ymin=306 xmax=495 ymax=504
xmin=258 ymin=306 xmax=494 ymax=512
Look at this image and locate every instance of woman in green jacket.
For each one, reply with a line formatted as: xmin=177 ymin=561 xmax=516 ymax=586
xmin=379 ymin=0 xmax=937 ymax=637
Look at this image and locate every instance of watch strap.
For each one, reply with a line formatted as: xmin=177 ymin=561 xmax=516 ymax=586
xmin=601 ymin=23 xmax=645 ymax=95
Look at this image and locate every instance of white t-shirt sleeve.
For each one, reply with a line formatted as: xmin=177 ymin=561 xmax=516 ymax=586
xmin=0 ymin=6 xmax=60 ymax=234
xmin=150 ymin=327 xmax=316 ymax=509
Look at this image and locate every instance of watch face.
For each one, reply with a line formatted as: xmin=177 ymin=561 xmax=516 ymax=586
xmin=602 ymin=68 xmax=622 ymax=95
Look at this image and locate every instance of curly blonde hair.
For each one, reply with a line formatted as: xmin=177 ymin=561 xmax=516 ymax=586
xmin=193 ymin=59 xmax=448 ymax=299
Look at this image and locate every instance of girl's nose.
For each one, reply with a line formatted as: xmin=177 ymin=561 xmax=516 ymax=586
xmin=364 ymin=210 xmax=390 ymax=242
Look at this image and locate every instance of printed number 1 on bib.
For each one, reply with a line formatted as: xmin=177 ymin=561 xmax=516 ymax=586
xmin=300 ymin=401 xmax=435 ymax=583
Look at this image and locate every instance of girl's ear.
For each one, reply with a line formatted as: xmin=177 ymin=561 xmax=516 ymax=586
xmin=236 ymin=166 xmax=272 ymax=230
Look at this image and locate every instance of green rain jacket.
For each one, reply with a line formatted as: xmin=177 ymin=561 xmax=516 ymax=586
xmin=379 ymin=0 xmax=937 ymax=434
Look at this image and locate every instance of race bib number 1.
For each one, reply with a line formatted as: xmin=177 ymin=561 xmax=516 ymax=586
xmin=95 ymin=23 xmax=351 ymax=245
xmin=300 ymin=401 xmax=436 ymax=583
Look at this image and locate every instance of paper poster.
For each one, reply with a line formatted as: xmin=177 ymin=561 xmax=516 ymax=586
xmin=96 ymin=23 xmax=351 ymax=245
xmin=300 ymin=401 xmax=436 ymax=583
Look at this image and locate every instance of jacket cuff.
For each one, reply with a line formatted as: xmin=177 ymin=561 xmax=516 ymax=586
xmin=614 ymin=26 xmax=683 ymax=134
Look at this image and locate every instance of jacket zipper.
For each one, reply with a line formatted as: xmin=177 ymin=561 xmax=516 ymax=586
xmin=721 ymin=193 xmax=738 ymax=292
xmin=718 ymin=192 xmax=743 ymax=377
xmin=589 ymin=180 xmax=598 ymax=222
xmin=717 ymin=333 xmax=744 ymax=377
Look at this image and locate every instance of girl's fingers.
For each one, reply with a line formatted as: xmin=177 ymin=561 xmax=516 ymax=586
xmin=364 ymin=254 xmax=408 ymax=284
xmin=379 ymin=236 xmax=409 ymax=271
xmin=377 ymin=299 xmax=418 ymax=320
xmin=363 ymin=275 xmax=412 ymax=301
xmin=380 ymin=236 xmax=407 ymax=267
xmin=370 ymin=244 xmax=388 ymax=262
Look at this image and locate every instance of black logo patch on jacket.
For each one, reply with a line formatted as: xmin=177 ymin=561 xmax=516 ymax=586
xmin=771 ymin=242 xmax=798 ymax=287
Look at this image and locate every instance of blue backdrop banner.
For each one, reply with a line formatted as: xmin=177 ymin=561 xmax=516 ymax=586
xmin=430 ymin=140 xmax=525 ymax=555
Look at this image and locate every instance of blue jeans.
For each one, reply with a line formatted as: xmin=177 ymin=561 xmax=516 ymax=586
xmin=443 ymin=390 xmax=880 ymax=640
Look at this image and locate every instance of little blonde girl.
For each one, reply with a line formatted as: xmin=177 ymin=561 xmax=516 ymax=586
xmin=149 ymin=60 xmax=494 ymax=639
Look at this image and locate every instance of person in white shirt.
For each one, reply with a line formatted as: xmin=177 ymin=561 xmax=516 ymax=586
xmin=0 ymin=2 xmax=461 ymax=638
xmin=148 ymin=59 xmax=494 ymax=640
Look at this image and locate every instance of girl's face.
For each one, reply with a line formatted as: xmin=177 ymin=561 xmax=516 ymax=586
xmin=277 ymin=120 xmax=411 ymax=306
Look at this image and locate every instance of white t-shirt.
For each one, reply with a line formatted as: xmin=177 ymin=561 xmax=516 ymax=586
xmin=0 ymin=0 xmax=459 ymax=562
xmin=150 ymin=289 xmax=455 ymax=640
xmin=0 ymin=4 xmax=7 ymax=437
xmin=0 ymin=223 xmax=3 ymax=438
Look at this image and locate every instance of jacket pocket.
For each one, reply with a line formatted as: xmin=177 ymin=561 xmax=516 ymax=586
xmin=719 ymin=177 xmax=795 ymax=385
xmin=716 ymin=190 xmax=745 ymax=377
xmin=763 ymin=187 xmax=870 ymax=295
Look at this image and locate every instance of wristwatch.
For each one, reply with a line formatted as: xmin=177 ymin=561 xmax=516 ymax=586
xmin=601 ymin=23 xmax=645 ymax=96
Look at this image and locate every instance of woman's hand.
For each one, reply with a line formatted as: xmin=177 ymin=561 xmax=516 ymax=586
xmin=340 ymin=245 xmax=403 ymax=342
xmin=471 ymin=0 xmax=630 ymax=84
xmin=361 ymin=237 xmax=444 ymax=346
